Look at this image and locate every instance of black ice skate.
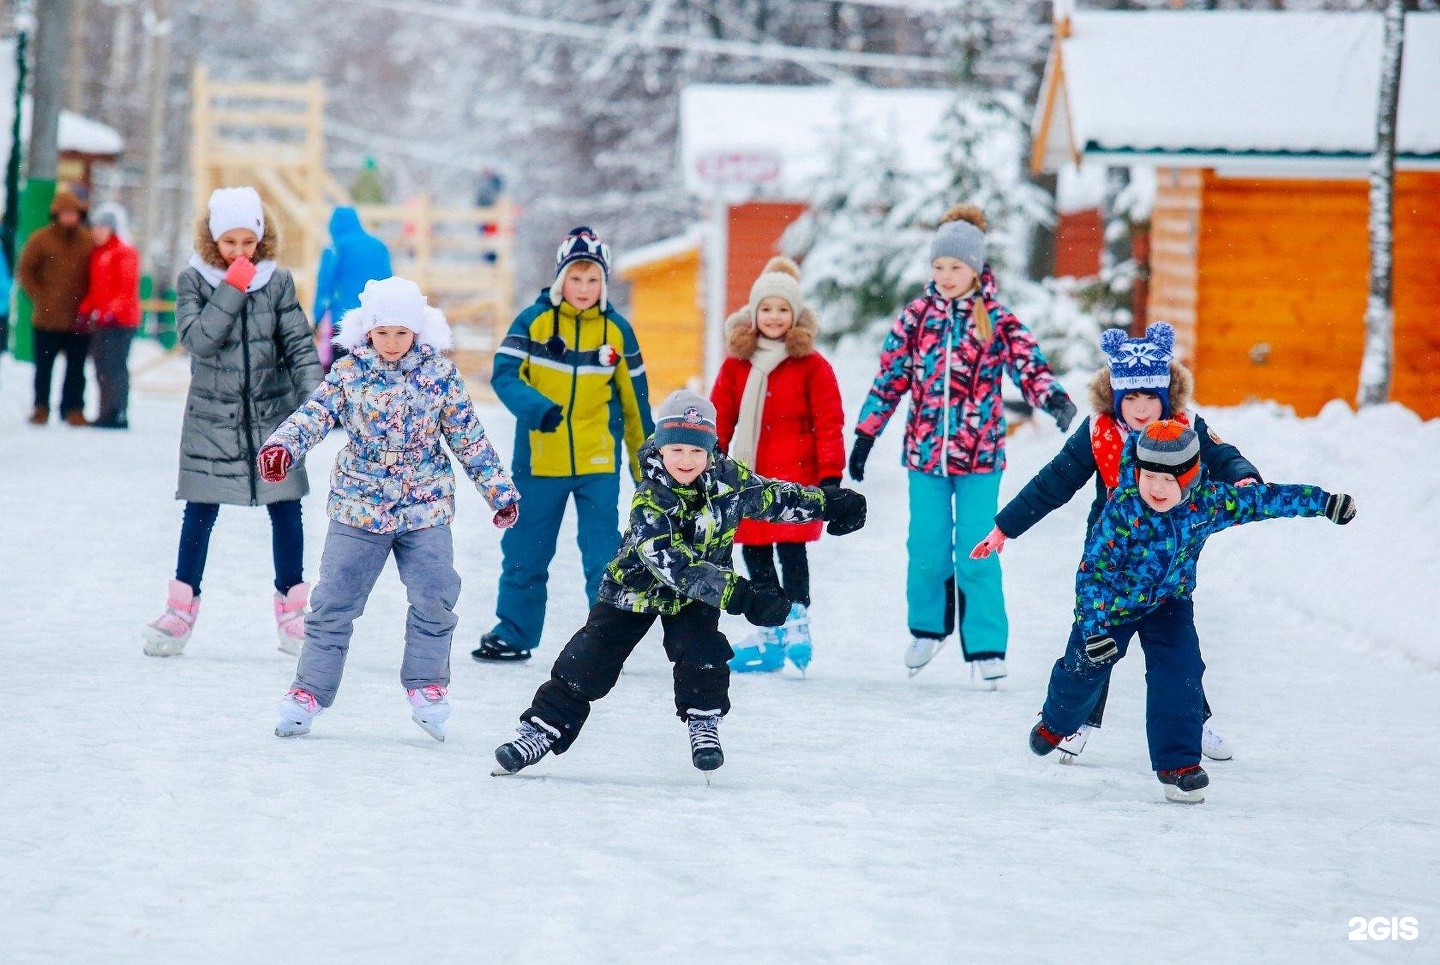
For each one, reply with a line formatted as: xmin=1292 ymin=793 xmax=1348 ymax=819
xmin=686 ymin=711 xmax=724 ymax=773
xmin=1029 ymin=719 xmax=1066 ymax=757
xmin=472 ymin=632 xmax=532 ymax=663
xmin=493 ymin=719 xmax=558 ymax=775
xmin=1157 ymin=764 xmax=1209 ymax=804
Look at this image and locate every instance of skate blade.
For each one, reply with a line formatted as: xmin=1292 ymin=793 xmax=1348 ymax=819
xmin=490 ymin=767 xmax=516 ymax=777
xmin=275 ymin=724 xmax=310 ymax=738
xmin=1163 ymin=786 xmax=1205 ymax=804
xmin=276 ymin=635 xmax=302 ymax=657
xmin=411 ymin=716 xmax=446 ymax=743
xmin=1058 ymin=754 xmax=1077 ymax=765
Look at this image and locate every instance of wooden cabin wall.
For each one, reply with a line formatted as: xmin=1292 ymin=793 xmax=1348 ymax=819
xmin=1053 ymin=208 xmax=1104 ymax=279
xmin=1146 ymin=168 xmax=1202 ymax=362
xmin=725 ymin=202 xmax=808 ymax=315
xmin=618 ymin=250 xmax=704 ymax=398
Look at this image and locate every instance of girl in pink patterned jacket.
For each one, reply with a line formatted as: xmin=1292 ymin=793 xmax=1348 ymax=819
xmin=848 ymin=205 xmax=1075 ymax=683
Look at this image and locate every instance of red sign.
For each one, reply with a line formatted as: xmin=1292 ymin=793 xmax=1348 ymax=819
xmin=694 ymin=150 xmax=782 ymax=186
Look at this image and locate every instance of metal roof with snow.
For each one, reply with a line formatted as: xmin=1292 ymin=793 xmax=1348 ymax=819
xmin=1031 ymin=11 xmax=1440 ymax=175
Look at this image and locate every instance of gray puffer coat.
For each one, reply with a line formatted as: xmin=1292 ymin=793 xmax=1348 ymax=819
xmin=174 ymin=262 xmax=323 ymax=505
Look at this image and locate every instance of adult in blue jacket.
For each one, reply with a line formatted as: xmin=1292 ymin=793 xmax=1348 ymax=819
xmin=313 ymin=206 xmax=392 ymax=329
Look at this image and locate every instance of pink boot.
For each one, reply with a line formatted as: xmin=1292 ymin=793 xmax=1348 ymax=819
xmin=143 ymin=579 xmax=200 ymax=657
xmin=273 ymin=583 xmax=309 ymax=656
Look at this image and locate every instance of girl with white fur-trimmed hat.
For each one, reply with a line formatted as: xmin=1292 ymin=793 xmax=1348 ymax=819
xmin=258 ymin=276 xmax=520 ymax=741
xmin=143 ymin=186 xmax=323 ymax=659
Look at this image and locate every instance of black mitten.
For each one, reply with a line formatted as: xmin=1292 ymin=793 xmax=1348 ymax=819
xmin=538 ymin=406 xmax=564 ymax=433
xmin=1083 ymin=634 xmax=1119 ymax=665
xmin=848 ymin=433 xmax=875 ymax=482
xmin=724 ymin=578 xmax=791 ymax=628
xmin=1324 ymin=493 xmax=1356 ymax=525
xmin=1044 ymin=393 xmax=1078 ymax=433
xmin=821 ymin=486 xmax=867 ymax=536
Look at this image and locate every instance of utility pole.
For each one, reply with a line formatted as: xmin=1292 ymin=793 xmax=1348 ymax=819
xmin=12 ymin=0 xmax=74 ymax=363
xmin=136 ymin=0 xmax=172 ymax=282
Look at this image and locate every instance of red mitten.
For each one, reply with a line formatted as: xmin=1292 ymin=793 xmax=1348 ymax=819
xmin=224 ymin=255 xmax=257 ymax=291
xmin=258 ymin=446 xmax=292 ymax=483
xmin=493 ymin=503 xmax=520 ymax=529
xmin=969 ymin=526 xmax=1008 ymax=560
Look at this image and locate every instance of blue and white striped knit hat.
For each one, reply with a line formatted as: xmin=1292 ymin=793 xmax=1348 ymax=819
xmin=551 ymin=226 xmax=612 ymax=307
xmin=1101 ymin=322 xmax=1176 ymax=420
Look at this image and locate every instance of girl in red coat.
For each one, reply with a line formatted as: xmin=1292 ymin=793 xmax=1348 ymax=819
xmin=710 ymin=257 xmax=845 ymax=674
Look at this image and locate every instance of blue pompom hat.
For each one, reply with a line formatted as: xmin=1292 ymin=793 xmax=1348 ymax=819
xmin=1101 ymin=322 xmax=1176 ymax=420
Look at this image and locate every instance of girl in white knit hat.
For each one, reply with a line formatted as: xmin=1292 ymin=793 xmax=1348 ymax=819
xmin=143 ymin=187 xmax=323 ymax=659
xmin=709 ymin=257 xmax=846 ymax=675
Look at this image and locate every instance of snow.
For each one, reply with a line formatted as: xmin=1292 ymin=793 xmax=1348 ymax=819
xmin=0 ymin=41 xmax=126 ymax=158
xmin=614 ymin=228 xmax=703 ymax=275
xmin=1034 ymin=12 xmax=1440 ymax=173
xmin=4 ymin=343 xmax=1440 ymax=961
xmin=680 ymin=84 xmax=955 ymax=198
xmin=1054 ymin=161 xmax=1105 ymax=214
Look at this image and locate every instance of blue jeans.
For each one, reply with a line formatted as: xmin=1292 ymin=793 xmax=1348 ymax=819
xmin=295 ymin=521 xmax=462 ymax=707
xmin=175 ymin=500 xmax=304 ymax=596
xmin=1041 ymin=598 xmax=1205 ymax=772
xmin=491 ymin=473 xmax=621 ymax=652
xmin=905 ymin=470 xmax=1007 ymax=659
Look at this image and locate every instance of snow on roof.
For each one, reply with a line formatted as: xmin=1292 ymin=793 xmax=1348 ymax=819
xmin=616 ymin=229 xmax=703 ymax=275
xmin=1034 ymin=12 xmax=1440 ymax=173
xmin=1055 ymin=162 xmax=1106 ymax=214
xmin=680 ymin=84 xmax=953 ymax=198
xmin=0 ymin=40 xmax=125 ymax=159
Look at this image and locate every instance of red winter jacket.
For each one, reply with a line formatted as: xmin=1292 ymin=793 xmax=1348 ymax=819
xmin=78 ymin=235 xmax=142 ymax=329
xmin=710 ymin=307 xmax=845 ymax=544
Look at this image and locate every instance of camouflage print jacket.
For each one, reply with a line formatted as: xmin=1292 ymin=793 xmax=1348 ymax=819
xmin=599 ymin=442 xmax=828 ymax=615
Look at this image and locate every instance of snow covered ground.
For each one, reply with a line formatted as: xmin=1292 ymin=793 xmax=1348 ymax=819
xmin=2 ymin=344 xmax=1438 ymax=963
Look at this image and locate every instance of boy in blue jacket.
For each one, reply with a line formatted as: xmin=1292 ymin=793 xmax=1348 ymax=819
xmin=1027 ymin=419 xmax=1355 ymax=803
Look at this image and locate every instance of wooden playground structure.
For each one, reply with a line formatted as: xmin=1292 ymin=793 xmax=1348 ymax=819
xmin=188 ymin=66 xmax=515 ymax=376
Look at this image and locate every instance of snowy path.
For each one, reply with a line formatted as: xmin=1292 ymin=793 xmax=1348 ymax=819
xmin=2 ymin=349 xmax=1437 ymax=963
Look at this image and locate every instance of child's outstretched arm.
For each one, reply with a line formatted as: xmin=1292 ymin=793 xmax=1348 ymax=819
xmin=993 ymin=421 xmax=1099 ymax=543
xmin=257 ymin=371 xmax=345 ymax=481
xmin=438 ymin=370 xmax=521 ymax=516
xmin=1198 ymin=481 xmax=1354 ymax=536
xmin=998 ymin=309 xmax=1074 ymax=430
xmin=733 ymin=463 xmax=866 ymax=536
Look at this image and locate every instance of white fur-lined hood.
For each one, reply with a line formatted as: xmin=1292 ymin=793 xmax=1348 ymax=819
xmin=332 ymin=303 xmax=453 ymax=352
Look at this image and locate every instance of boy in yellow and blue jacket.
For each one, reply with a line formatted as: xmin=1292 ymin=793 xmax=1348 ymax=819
xmin=473 ymin=227 xmax=653 ymax=662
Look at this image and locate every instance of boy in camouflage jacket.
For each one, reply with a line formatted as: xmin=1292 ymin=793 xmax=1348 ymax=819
xmin=1028 ymin=420 xmax=1355 ymax=803
xmin=494 ymin=391 xmax=867 ymax=776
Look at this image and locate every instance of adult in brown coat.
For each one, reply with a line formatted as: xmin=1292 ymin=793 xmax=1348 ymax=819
xmin=17 ymin=190 xmax=95 ymax=425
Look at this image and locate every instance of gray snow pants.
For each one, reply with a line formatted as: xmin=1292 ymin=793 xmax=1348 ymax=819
xmin=293 ymin=521 xmax=462 ymax=707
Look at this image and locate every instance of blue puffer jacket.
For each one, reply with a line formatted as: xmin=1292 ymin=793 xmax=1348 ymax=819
xmin=997 ymin=412 xmax=1261 ymax=540
xmin=1074 ymin=435 xmax=1330 ymax=637
xmin=313 ymin=207 xmax=393 ymax=321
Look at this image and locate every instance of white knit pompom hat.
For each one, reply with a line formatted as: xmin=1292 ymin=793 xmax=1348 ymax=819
xmin=333 ymin=277 xmax=453 ymax=351
xmin=747 ymin=256 xmax=804 ymax=326
xmin=207 ymin=187 xmax=265 ymax=241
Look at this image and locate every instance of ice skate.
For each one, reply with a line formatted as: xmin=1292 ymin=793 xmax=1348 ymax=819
xmin=905 ymin=635 xmax=947 ymax=677
xmin=728 ymin=625 xmax=785 ymax=674
xmin=493 ymin=718 xmax=559 ymax=774
xmin=1029 ymin=718 xmax=1066 ymax=757
xmin=407 ymin=685 xmax=451 ymax=742
xmin=686 ymin=710 xmax=724 ymax=774
xmin=143 ymin=579 xmax=200 ymax=657
xmin=273 ymin=582 xmax=309 ymax=656
xmin=1201 ymin=721 xmax=1233 ymax=761
xmin=275 ymin=688 xmax=323 ymax=737
xmin=1057 ymin=724 xmax=1093 ymax=762
xmin=1158 ymin=764 xmax=1209 ymax=804
xmin=471 ymin=632 xmax=532 ymax=663
xmin=782 ymin=602 xmax=812 ymax=675
xmin=973 ymin=656 xmax=1007 ymax=690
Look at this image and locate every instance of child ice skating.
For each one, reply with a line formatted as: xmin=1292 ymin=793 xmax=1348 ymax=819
xmin=710 ymin=257 xmax=845 ymax=674
xmin=475 ymin=226 xmax=652 ymax=663
xmin=492 ymin=391 xmax=866 ymax=776
xmin=143 ymin=187 xmax=323 ymax=657
xmin=850 ymin=204 xmax=1076 ymax=683
xmin=1027 ymin=419 xmax=1355 ymax=803
xmin=259 ymin=277 xmax=519 ymax=741
xmin=972 ymin=323 xmax=1261 ymax=760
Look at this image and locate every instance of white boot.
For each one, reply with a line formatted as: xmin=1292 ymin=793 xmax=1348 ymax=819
xmin=1057 ymin=724 xmax=1093 ymax=761
xmin=1201 ymin=721 xmax=1233 ymax=761
xmin=407 ymin=685 xmax=451 ymax=743
xmin=973 ymin=656 xmax=1007 ymax=690
xmin=275 ymin=688 xmax=323 ymax=737
xmin=905 ymin=636 xmax=948 ymax=677
xmin=273 ymin=583 xmax=309 ymax=656
xmin=143 ymin=579 xmax=200 ymax=657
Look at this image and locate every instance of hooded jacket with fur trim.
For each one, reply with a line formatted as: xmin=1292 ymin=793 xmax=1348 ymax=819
xmin=173 ymin=212 xmax=322 ymax=506
xmin=16 ymin=191 xmax=94 ymax=333
xmin=995 ymin=363 xmax=1262 ymax=540
xmin=263 ymin=332 xmax=518 ymax=535
xmin=709 ymin=302 xmax=845 ymax=545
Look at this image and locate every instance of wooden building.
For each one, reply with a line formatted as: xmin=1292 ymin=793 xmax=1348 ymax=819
xmin=615 ymin=231 xmax=704 ymax=399
xmin=1032 ymin=9 xmax=1440 ymax=418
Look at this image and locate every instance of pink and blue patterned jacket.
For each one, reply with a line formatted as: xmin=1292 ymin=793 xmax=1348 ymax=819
xmin=264 ymin=343 xmax=519 ymax=534
xmin=855 ymin=267 xmax=1066 ymax=477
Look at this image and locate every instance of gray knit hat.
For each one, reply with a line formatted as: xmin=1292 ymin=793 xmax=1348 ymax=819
xmin=930 ymin=219 xmax=985 ymax=277
xmin=1135 ymin=419 xmax=1202 ymax=498
xmin=653 ymin=390 xmax=718 ymax=450
xmin=92 ymin=210 xmax=120 ymax=231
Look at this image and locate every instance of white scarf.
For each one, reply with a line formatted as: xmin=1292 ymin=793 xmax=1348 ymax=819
xmin=730 ymin=337 xmax=789 ymax=468
xmin=188 ymin=253 xmax=279 ymax=294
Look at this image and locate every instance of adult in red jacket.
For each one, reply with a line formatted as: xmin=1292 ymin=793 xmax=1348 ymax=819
xmin=79 ymin=207 xmax=142 ymax=428
xmin=710 ymin=257 xmax=844 ymax=674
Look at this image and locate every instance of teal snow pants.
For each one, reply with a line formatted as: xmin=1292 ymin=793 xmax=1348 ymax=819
xmin=906 ymin=469 xmax=1007 ymax=660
